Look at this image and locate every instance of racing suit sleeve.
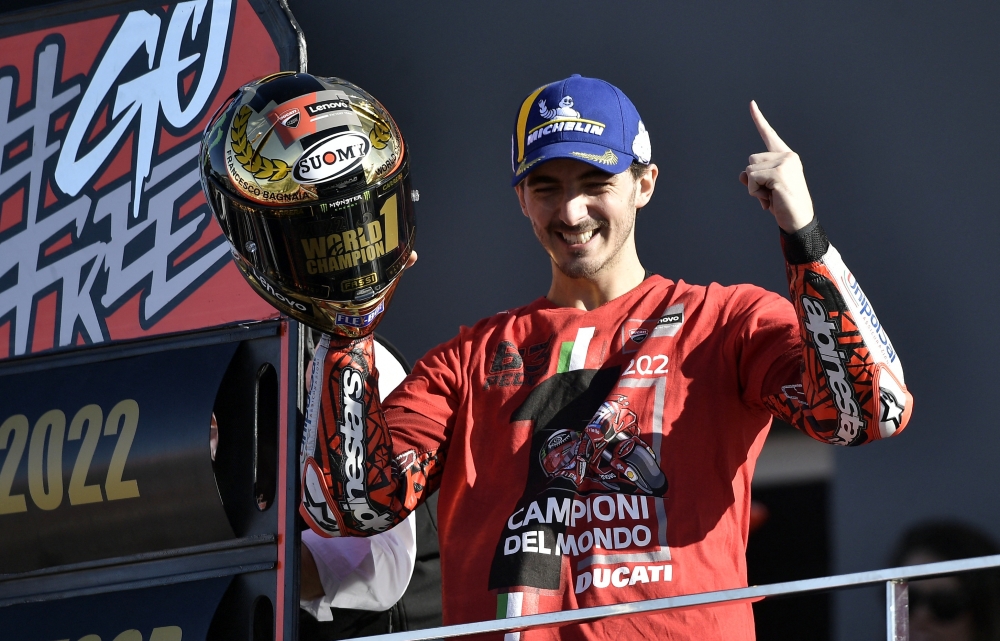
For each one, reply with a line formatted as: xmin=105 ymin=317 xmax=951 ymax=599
xmin=740 ymin=218 xmax=913 ymax=445
xmin=300 ymin=332 xmax=457 ymax=538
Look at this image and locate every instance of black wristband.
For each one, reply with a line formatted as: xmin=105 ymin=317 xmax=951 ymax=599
xmin=780 ymin=218 xmax=830 ymax=265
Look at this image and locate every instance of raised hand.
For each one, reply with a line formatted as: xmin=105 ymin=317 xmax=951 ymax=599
xmin=739 ymin=101 xmax=815 ymax=233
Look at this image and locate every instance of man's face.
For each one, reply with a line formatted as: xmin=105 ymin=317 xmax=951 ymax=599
xmin=516 ymin=159 xmax=656 ymax=280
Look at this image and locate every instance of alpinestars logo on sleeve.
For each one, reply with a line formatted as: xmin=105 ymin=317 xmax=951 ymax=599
xmin=801 ymin=294 xmax=867 ymax=445
xmin=339 ymin=366 xmax=393 ymax=532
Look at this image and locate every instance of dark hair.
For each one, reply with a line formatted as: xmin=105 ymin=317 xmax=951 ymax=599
xmin=628 ymin=161 xmax=649 ymax=182
xmin=892 ymin=521 xmax=1000 ymax=641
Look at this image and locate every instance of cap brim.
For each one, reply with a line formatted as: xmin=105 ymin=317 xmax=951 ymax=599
xmin=511 ymin=141 xmax=634 ymax=186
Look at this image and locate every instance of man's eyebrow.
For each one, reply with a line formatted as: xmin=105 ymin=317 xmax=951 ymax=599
xmin=578 ymin=168 xmax=615 ymax=181
xmin=525 ymin=174 xmax=560 ymax=186
xmin=526 ymin=168 xmax=614 ymax=186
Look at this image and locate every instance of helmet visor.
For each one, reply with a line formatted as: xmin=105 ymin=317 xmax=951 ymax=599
xmin=208 ymin=167 xmax=415 ymax=305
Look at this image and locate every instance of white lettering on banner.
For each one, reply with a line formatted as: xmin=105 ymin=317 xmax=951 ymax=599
xmin=801 ymin=295 xmax=866 ymax=444
xmin=56 ymin=0 xmax=232 ymax=219
xmin=0 ymin=2 xmax=237 ymax=357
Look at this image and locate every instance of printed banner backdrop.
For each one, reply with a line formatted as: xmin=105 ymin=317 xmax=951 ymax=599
xmin=0 ymin=0 xmax=294 ymax=361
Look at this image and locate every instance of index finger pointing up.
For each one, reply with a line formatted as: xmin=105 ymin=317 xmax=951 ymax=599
xmin=750 ymin=100 xmax=792 ymax=152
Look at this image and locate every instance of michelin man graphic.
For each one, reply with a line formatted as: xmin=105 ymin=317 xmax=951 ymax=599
xmin=538 ymin=95 xmax=581 ymax=119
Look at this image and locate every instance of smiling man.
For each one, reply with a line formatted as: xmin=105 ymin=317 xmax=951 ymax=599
xmin=301 ymin=74 xmax=912 ymax=640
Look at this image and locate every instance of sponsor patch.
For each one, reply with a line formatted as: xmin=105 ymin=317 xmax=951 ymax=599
xmin=843 ymin=269 xmax=899 ymax=366
xmin=266 ymin=90 xmax=363 ymax=146
xmin=334 ymin=301 xmax=385 ymax=328
xmin=652 ymin=305 xmax=684 ymax=337
xmin=629 ymin=328 xmax=648 ymax=344
xmin=619 ymin=305 xmax=685 ymax=352
xmin=294 ymin=132 xmax=371 ymax=184
xmin=305 ymin=98 xmax=351 ymax=117
xmin=276 ymin=107 xmax=300 ymax=128
xmin=256 ymin=273 xmax=312 ymax=313
xmin=341 ymin=272 xmax=379 ymax=293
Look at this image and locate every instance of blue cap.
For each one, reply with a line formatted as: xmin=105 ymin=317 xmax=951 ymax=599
xmin=510 ymin=74 xmax=651 ymax=186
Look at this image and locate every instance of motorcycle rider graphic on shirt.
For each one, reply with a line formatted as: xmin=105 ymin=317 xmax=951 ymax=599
xmin=488 ymin=365 xmax=668 ymax=594
xmin=540 ymin=395 xmax=665 ymax=496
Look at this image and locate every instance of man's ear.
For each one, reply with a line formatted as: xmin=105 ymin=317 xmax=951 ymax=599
xmin=515 ymin=182 xmax=529 ymax=218
xmin=634 ymin=163 xmax=658 ymax=209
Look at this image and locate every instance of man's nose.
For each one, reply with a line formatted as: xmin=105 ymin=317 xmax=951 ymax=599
xmin=558 ymin=193 xmax=590 ymax=227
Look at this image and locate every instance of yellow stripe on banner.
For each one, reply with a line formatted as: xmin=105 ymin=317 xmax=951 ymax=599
xmin=515 ymin=84 xmax=550 ymax=163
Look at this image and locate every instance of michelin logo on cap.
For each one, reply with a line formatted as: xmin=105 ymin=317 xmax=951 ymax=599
xmin=511 ymin=75 xmax=651 ymax=186
xmin=539 ymin=96 xmax=580 ymax=119
xmin=525 ymin=95 xmax=606 ymax=148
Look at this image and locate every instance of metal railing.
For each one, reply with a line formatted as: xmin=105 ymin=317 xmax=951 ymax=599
xmin=356 ymin=554 xmax=1000 ymax=641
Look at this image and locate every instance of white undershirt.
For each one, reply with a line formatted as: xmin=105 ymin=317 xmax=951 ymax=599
xmin=300 ymin=511 xmax=417 ymax=619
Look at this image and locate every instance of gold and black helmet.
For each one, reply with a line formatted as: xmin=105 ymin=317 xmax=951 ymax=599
xmin=200 ymin=72 xmax=415 ymax=337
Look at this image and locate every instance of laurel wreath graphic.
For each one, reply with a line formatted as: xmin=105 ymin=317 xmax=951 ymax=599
xmin=369 ymin=119 xmax=392 ymax=150
xmin=351 ymin=100 xmax=393 ymax=151
xmin=570 ymin=149 xmax=619 ymax=166
xmin=231 ymin=105 xmax=291 ymax=181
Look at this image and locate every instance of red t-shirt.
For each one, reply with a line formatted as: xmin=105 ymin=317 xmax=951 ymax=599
xmin=386 ymin=274 xmax=796 ymax=639
xmin=300 ymin=240 xmax=912 ymax=641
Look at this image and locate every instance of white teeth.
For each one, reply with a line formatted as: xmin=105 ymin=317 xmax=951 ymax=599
xmin=561 ymin=230 xmax=595 ymax=244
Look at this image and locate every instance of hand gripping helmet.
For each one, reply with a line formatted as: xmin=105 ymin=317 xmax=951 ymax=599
xmin=200 ymin=72 xmax=415 ymax=337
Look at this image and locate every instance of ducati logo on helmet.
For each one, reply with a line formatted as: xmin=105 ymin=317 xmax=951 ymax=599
xmin=277 ymin=108 xmax=300 ymax=127
xmin=294 ymin=132 xmax=371 ymax=184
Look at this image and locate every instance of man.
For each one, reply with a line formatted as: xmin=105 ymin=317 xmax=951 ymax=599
xmin=207 ymin=72 xmax=911 ymax=640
